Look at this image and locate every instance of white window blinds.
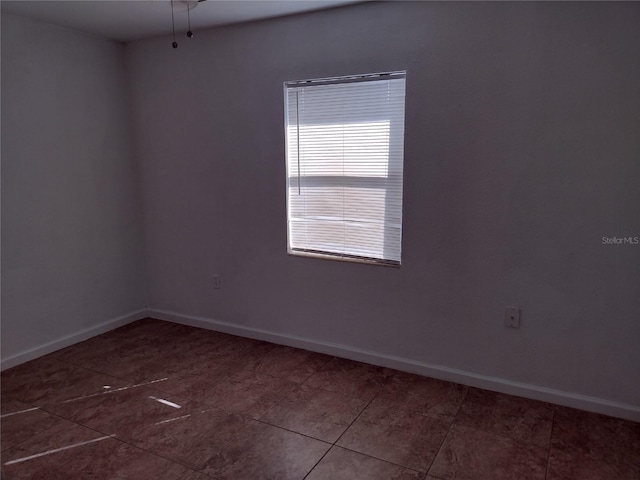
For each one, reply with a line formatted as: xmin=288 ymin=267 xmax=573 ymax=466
xmin=284 ymin=72 xmax=406 ymax=265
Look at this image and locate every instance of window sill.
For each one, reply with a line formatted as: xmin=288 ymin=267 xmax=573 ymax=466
xmin=288 ymin=249 xmax=401 ymax=268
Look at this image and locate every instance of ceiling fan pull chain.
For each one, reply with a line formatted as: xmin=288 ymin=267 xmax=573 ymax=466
xmin=171 ymin=0 xmax=178 ymax=48
xmin=187 ymin=3 xmax=194 ymax=38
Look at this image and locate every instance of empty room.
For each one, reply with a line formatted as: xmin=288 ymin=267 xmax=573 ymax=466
xmin=1 ymin=1 xmax=639 ymax=479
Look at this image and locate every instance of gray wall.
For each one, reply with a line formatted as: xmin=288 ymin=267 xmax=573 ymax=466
xmin=1 ymin=14 xmax=146 ymax=362
xmin=127 ymin=2 xmax=640 ymax=408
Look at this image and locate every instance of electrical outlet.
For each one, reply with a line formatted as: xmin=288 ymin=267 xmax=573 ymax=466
xmin=504 ymin=306 xmax=520 ymax=328
xmin=212 ymin=274 xmax=221 ymax=290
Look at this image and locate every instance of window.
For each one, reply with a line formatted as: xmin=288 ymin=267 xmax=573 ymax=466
xmin=284 ymin=71 xmax=407 ymax=266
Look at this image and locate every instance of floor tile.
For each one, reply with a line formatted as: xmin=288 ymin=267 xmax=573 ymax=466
xmin=149 ymin=360 xmax=241 ymax=399
xmin=51 ymin=320 xmax=232 ymax=383
xmin=455 ymin=388 xmax=554 ymax=447
xmin=50 ymin=331 xmax=134 ymax=366
xmin=337 ymin=402 xmax=450 ymax=472
xmin=370 ymin=371 xmax=467 ymax=420
xmin=244 ymin=344 xmax=332 ymax=383
xmin=551 ymin=406 xmax=640 ymax=470
xmin=50 ymin=319 xmax=182 ymax=365
xmin=306 ymin=446 xmax=424 ymax=480
xmin=1 ymin=404 xmax=70 ymax=452
xmin=144 ymin=320 xmax=227 ymax=345
xmin=304 ymin=358 xmax=397 ymax=401
xmin=203 ymin=334 xmax=276 ymax=365
xmin=99 ymin=318 xmax=215 ymax=349
xmin=195 ymin=369 xmax=297 ymax=419
xmin=41 ymin=382 xmax=202 ymax=440
xmin=176 ymin=470 xmax=215 ymax=480
xmin=95 ymin=332 xmax=273 ymax=384
xmin=99 ymin=318 xmax=195 ymax=341
xmin=2 ymin=418 xmax=189 ymax=479
xmin=139 ymin=324 xmax=242 ymax=372
xmin=547 ymin=446 xmax=639 ymax=480
xmin=61 ymin=341 xmax=190 ymax=383
xmin=129 ymin=407 xmax=253 ymax=470
xmin=201 ymin=421 xmax=330 ymax=480
xmin=1 ymin=410 xmax=104 ymax=453
xmin=260 ymin=384 xmax=367 ymax=442
xmin=1 ymin=395 xmax=33 ymax=415
xmin=1 ymin=357 xmax=130 ymax=407
xmin=428 ymin=424 xmax=547 ymax=480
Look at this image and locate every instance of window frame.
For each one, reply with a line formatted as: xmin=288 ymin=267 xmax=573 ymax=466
xmin=284 ymin=71 xmax=407 ymax=267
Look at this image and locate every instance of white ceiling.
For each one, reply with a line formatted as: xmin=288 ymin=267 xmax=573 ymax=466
xmin=1 ymin=0 xmax=364 ymax=42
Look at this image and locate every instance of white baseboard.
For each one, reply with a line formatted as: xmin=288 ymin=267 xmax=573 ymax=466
xmin=149 ymin=308 xmax=640 ymax=422
xmin=0 ymin=309 xmax=148 ymax=371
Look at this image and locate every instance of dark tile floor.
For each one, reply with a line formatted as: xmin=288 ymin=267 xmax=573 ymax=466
xmin=1 ymin=318 xmax=638 ymax=480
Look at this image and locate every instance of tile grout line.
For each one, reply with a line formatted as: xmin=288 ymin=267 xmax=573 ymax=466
xmin=0 ymin=406 xmax=116 ymax=464
xmin=301 ymin=390 xmax=379 ymax=480
xmin=334 ymin=444 xmax=427 ymax=476
xmin=544 ymin=408 xmax=556 ymax=480
xmin=297 ymin=356 xmax=336 ymax=386
xmin=442 ymin=387 xmax=559 ymax=452
xmin=424 ymin=386 xmax=470 ymax=477
xmin=300 ymin=445 xmax=333 ymax=480
xmin=44 ymin=355 xmax=146 ymax=386
xmin=254 ymin=383 xmax=436 ymax=477
xmin=332 ymin=389 xmax=379 ymax=447
xmin=441 ymin=422 xmax=554 ymax=452
xmin=0 ymin=401 xmax=62 ymax=456
xmin=252 ymin=418 xmax=334 ymax=446
xmin=254 ymin=416 xmax=428 ymax=477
